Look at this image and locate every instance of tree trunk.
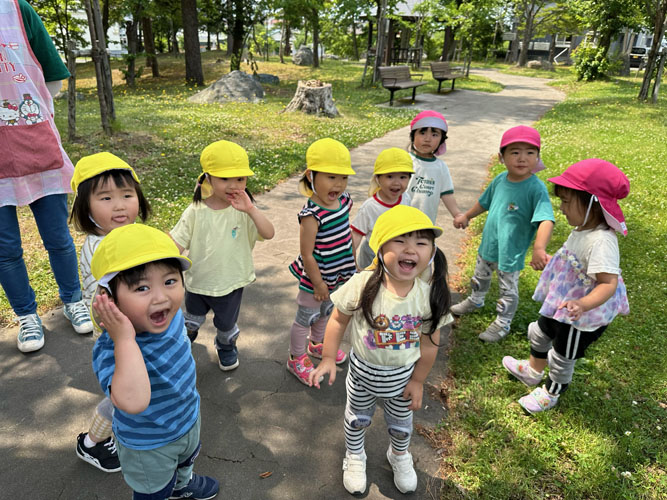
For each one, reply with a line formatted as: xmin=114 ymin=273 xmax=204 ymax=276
xmin=142 ymin=16 xmax=159 ymax=77
xmin=171 ymin=19 xmax=180 ymax=56
xmin=351 ymin=16 xmax=359 ymax=61
xmin=101 ymin=0 xmax=109 ymax=40
xmin=230 ymin=0 xmax=245 ymax=71
xmin=312 ymin=9 xmax=319 ymax=68
xmin=548 ymin=34 xmax=556 ymax=63
xmin=651 ymin=51 xmax=666 ymax=103
xmin=518 ymin=16 xmax=534 ymax=67
xmin=285 ymin=23 xmax=292 ymax=55
xmin=181 ymin=0 xmax=204 ymax=85
xmin=125 ymin=19 xmax=138 ymax=87
xmin=279 ymin=20 xmax=286 ymax=63
xmin=639 ymin=0 xmax=667 ymax=101
xmin=207 ymin=31 xmax=211 ymax=51
xmin=66 ymin=40 xmax=77 ymax=141
xmin=441 ymin=25 xmax=455 ymax=61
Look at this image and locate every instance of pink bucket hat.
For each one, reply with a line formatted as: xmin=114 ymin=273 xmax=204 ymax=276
xmin=500 ymin=125 xmax=546 ymax=173
xmin=548 ymin=158 xmax=630 ymax=236
xmin=410 ymin=110 xmax=448 ymax=155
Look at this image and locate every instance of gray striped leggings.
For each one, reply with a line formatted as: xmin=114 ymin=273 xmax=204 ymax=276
xmin=344 ymin=351 xmax=415 ymax=454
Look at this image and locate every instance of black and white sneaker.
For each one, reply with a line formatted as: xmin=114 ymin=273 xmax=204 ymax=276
xmin=76 ymin=432 xmax=121 ymax=473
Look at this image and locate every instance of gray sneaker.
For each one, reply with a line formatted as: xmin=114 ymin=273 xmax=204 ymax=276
xmin=450 ymin=297 xmax=483 ymax=316
xmin=64 ymin=299 xmax=93 ymax=334
xmin=17 ymin=313 xmax=44 ymax=353
xmin=478 ymin=321 xmax=510 ymax=342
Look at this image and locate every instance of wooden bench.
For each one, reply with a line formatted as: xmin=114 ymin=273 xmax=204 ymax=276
xmin=430 ymin=62 xmax=465 ymax=93
xmin=378 ymin=66 xmax=427 ymax=106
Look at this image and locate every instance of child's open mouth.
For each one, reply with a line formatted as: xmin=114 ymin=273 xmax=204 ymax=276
xmin=149 ymin=309 xmax=169 ymax=327
xmin=328 ymin=191 xmax=339 ymax=200
xmin=398 ymin=259 xmax=417 ymax=272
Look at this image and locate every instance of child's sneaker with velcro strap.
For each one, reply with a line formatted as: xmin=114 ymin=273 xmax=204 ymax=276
xmin=169 ymin=473 xmax=219 ymax=499
xmin=342 ymin=450 xmax=367 ymax=495
xmin=286 ymin=353 xmax=321 ymax=386
xmin=307 ymin=341 xmax=347 ymax=364
xmin=502 ymin=356 xmax=543 ymax=387
xmin=217 ymin=343 xmax=239 ymax=371
xmin=478 ymin=320 xmax=510 ymax=343
xmin=518 ymin=386 xmax=559 ymax=414
xmin=386 ymin=446 xmax=418 ymax=494
xmin=76 ymin=432 xmax=121 ymax=473
xmin=450 ymin=297 xmax=483 ymax=316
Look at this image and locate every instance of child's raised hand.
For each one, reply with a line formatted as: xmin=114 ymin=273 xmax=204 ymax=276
xmin=403 ymin=380 xmax=424 ymax=410
xmin=558 ymin=299 xmax=584 ymax=320
xmin=313 ymin=282 xmax=330 ymax=302
xmin=309 ymin=357 xmax=337 ymax=388
xmin=93 ymin=292 xmax=136 ymax=342
xmin=229 ymin=189 xmax=254 ymax=212
xmin=529 ymin=248 xmax=551 ymax=270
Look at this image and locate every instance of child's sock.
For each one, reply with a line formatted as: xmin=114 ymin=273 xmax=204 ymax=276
xmin=83 ymin=433 xmax=97 ymax=448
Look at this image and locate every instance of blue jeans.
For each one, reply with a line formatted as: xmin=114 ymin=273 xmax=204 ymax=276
xmin=0 ymin=194 xmax=81 ymax=316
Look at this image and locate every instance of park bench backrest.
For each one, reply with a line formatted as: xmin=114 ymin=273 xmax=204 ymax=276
xmin=430 ymin=62 xmax=463 ymax=75
xmin=379 ymin=66 xmax=413 ymax=83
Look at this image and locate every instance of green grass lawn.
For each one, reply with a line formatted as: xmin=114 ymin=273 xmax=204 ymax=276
xmin=0 ymin=52 xmax=501 ymax=326
xmin=442 ymin=73 xmax=666 ymax=499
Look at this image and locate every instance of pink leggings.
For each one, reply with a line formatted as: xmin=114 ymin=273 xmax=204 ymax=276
xmin=289 ymin=290 xmax=332 ymax=356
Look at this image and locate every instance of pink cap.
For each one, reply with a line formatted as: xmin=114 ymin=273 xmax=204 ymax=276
xmin=548 ymin=158 xmax=630 ymax=236
xmin=500 ymin=125 xmax=545 ymax=173
xmin=411 ymin=110 xmax=448 ymax=155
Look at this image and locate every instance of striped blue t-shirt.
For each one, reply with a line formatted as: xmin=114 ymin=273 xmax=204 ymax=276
xmin=92 ymin=309 xmax=200 ymax=450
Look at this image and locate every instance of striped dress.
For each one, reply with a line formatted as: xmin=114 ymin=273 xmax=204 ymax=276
xmin=289 ymin=192 xmax=356 ymax=293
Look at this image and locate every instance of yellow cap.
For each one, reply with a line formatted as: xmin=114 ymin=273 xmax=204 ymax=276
xmin=306 ymin=138 xmax=355 ymax=175
xmin=92 ymin=224 xmax=191 ymax=282
xmin=369 ymin=205 xmax=442 ymax=256
xmin=71 ymin=152 xmax=140 ymax=193
xmin=368 ymin=148 xmax=414 ymax=196
xmin=200 ymin=140 xmax=254 ymax=178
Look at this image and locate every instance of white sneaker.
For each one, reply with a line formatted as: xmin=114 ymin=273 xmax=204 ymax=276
xmin=386 ymin=447 xmax=417 ymax=494
xmin=342 ymin=450 xmax=367 ymax=495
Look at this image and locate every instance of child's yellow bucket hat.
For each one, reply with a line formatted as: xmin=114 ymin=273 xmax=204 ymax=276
xmin=71 ymin=152 xmax=139 ymax=193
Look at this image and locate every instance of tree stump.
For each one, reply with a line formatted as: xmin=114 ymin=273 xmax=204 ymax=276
xmin=283 ymin=80 xmax=339 ymax=117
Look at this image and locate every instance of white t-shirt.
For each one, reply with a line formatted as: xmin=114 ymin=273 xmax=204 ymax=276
xmin=564 ymin=225 xmax=621 ymax=277
xmin=332 ymin=271 xmax=453 ymax=367
xmin=171 ymin=203 xmax=261 ymax=297
xmin=407 ymin=153 xmax=455 ymax=224
xmin=351 ymin=193 xmax=411 ymax=269
xmin=80 ymin=234 xmax=105 ymax=302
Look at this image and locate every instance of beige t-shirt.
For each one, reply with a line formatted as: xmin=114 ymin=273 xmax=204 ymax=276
xmin=171 ymin=203 xmax=260 ymax=297
xmin=332 ymin=271 xmax=453 ymax=367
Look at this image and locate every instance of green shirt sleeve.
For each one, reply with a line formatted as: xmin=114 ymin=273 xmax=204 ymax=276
xmin=18 ymin=0 xmax=70 ymax=81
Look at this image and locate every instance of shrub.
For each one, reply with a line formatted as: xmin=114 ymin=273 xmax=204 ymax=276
xmin=573 ymin=43 xmax=609 ymax=81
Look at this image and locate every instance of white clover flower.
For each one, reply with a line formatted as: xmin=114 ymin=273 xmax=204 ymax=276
xmin=621 ymin=471 xmax=632 ymax=479
xmin=632 ymin=400 xmax=638 ymax=405
xmin=624 ymin=431 xmax=632 ymax=436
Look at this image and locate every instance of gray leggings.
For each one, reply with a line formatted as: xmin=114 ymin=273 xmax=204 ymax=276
xmin=469 ymin=254 xmax=520 ymax=328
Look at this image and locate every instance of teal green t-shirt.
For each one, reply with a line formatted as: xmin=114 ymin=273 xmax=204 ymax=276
xmin=18 ymin=0 xmax=69 ymax=81
xmin=478 ymin=171 xmax=554 ymax=272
